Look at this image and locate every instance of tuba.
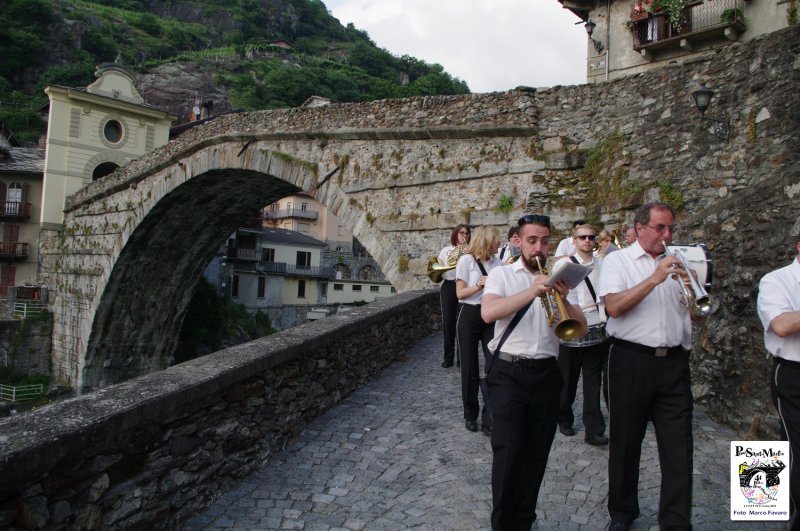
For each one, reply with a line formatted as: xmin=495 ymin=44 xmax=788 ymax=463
xmin=427 ymin=244 xmax=467 ymax=283
xmin=535 ymin=257 xmax=587 ymax=341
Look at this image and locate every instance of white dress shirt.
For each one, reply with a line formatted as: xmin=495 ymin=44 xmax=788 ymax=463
xmin=597 ymin=241 xmax=692 ymax=349
xmin=553 ymin=254 xmax=605 ymax=327
xmin=438 ymin=244 xmax=458 ymax=282
xmin=758 ymin=257 xmax=800 ymax=361
xmin=484 ymin=259 xmax=559 ymax=359
xmin=555 ymin=237 xmax=575 ymax=257
xmin=456 ymin=254 xmax=501 ymax=306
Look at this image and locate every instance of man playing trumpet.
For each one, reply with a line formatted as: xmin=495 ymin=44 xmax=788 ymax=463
xmin=481 ymin=214 xmax=586 ymax=530
xmin=598 ymin=202 xmax=707 ymax=531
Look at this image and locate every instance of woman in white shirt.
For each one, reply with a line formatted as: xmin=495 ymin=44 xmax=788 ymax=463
xmin=455 ymin=225 xmax=501 ymax=435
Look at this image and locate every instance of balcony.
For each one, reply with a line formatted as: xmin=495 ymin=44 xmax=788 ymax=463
xmin=262 ymin=208 xmax=319 ymax=221
xmin=0 ymin=242 xmax=29 ymax=260
xmin=256 ymin=261 xmax=334 ymax=278
xmin=630 ymin=0 xmax=747 ymax=58
xmin=0 ymin=201 xmax=32 ymax=220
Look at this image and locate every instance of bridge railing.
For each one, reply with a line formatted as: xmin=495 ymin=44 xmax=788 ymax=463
xmin=0 ymin=290 xmax=440 ymax=529
xmin=0 ymin=384 xmax=43 ymax=403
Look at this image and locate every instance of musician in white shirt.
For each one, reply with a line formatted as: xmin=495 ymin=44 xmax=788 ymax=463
xmin=553 ymin=218 xmax=585 ymax=259
xmin=552 ymin=224 xmax=609 ymax=446
xmin=437 ymin=224 xmax=470 ymax=368
xmin=757 ymin=234 xmax=800 ymax=529
xmin=481 ymin=214 xmax=586 ymax=530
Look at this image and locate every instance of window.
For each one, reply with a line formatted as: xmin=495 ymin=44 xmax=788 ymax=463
xmin=337 ymin=225 xmax=344 ymax=237
xmin=321 ymin=283 xmax=328 ymax=296
xmin=391 ymin=287 xmax=397 ymax=293
xmin=352 ymin=285 xmax=362 ymax=292
xmin=301 ymin=202 xmax=308 ymax=211
xmin=298 ymin=280 xmax=306 ymax=298
xmin=370 ymin=286 xmax=379 ymax=293
xmin=298 ymin=223 xmax=310 ymax=233
xmin=92 ymin=162 xmax=119 ymax=181
xmin=334 ymin=284 xmax=344 ymax=291
xmin=232 ymin=275 xmax=240 ymax=297
xmin=257 ymin=277 xmax=265 ymax=298
xmin=5 ymin=183 xmax=22 ymax=215
xmin=296 ymin=251 xmax=311 ymax=268
xmin=269 ymin=203 xmax=277 ymax=211
xmin=262 ymin=248 xmax=275 ymax=262
xmin=103 ymin=119 xmax=123 ymax=143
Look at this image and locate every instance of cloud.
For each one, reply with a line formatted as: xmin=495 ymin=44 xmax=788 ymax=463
xmin=325 ymin=0 xmax=588 ymax=93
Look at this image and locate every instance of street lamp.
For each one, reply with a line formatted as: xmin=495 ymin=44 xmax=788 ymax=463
xmin=692 ymin=83 xmax=730 ymax=141
xmin=584 ymin=20 xmax=605 ymax=53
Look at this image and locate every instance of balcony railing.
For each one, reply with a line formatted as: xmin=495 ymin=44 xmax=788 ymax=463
xmin=0 ymin=201 xmax=32 ymax=220
xmin=631 ymin=0 xmax=746 ymax=53
xmin=262 ymin=208 xmax=319 ymax=221
xmin=256 ymin=261 xmax=334 ymax=278
xmin=0 ymin=242 xmax=29 ymax=260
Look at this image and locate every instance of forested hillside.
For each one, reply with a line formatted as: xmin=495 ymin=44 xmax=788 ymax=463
xmin=0 ymin=0 xmax=469 ymax=143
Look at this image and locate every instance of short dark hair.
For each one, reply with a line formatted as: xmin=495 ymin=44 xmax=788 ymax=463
xmin=507 ymin=226 xmax=519 ymax=239
xmin=518 ymin=214 xmax=551 ymax=231
xmin=572 ymin=219 xmax=586 ymax=228
xmin=634 ymin=202 xmax=674 ymax=226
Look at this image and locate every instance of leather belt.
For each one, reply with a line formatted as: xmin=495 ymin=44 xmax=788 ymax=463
xmin=496 ymin=351 xmax=557 ymax=367
xmin=611 ymin=338 xmax=687 ymax=358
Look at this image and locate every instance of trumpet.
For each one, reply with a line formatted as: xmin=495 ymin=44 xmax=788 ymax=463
xmin=534 ymin=256 xmax=587 ymax=341
xmin=661 ymin=240 xmax=720 ymax=317
xmin=426 ymin=244 xmax=467 ymax=283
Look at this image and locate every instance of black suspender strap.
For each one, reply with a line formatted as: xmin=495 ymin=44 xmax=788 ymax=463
xmin=486 ymin=300 xmax=533 ymax=377
xmin=473 ymin=255 xmax=488 ymax=276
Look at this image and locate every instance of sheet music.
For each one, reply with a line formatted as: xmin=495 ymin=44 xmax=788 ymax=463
xmin=544 ymin=262 xmax=593 ymax=290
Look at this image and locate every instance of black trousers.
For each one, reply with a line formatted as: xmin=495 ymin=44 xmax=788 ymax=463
xmin=771 ymin=357 xmax=800 ymax=531
xmin=558 ymin=339 xmax=609 ymax=438
xmin=607 ymin=342 xmax=693 ymax=530
xmin=488 ymin=356 xmax=561 ymax=531
xmin=440 ymin=280 xmax=459 ymax=364
xmin=457 ymin=303 xmax=494 ymax=426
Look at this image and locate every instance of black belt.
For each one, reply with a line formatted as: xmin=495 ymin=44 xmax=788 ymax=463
xmin=611 ymin=338 xmax=687 ymax=358
xmin=496 ymin=351 xmax=557 ymax=368
xmin=775 ymin=357 xmax=800 ymax=370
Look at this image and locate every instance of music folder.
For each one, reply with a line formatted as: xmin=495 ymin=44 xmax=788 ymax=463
xmin=544 ymin=263 xmax=593 ymax=290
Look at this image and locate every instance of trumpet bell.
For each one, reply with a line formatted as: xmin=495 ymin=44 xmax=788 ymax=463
xmin=693 ymin=295 xmax=720 ymax=317
xmin=555 ymin=319 xmax=587 ymax=341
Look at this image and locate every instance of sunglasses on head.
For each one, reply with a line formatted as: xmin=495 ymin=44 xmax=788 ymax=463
xmin=518 ymin=214 xmax=551 ymax=227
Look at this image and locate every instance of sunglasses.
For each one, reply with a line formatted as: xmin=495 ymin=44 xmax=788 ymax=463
xmin=576 ymin=234 xmax=596 ymax=241
xmin=518 ymin=214 xmax=551 ymax=226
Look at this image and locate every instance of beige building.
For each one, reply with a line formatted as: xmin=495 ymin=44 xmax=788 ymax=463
xmin=41 ymin=62 xmax=175 ymax=228
xmin=559 ymin=0 xmax=791 ymax=83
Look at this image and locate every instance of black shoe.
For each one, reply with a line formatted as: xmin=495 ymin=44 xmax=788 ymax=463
xmin=441 ymin=360 xmax=454 ymax=368
xmin=481 ymin=425 xmax=492 ymax=437
xmin=559 ymin=424 xmax=575 ymax=436
xmin=465 ymin=420 xmax=478 ymax=432
xmin=609 ymin=520 xmax=630 ymax=531
xmin=586 ymin=434 xmax=609 ymax=446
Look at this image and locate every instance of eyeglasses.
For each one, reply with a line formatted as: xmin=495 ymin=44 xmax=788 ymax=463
xmin=576 ymin=234 xmax=596 ymax=241
xmin=518 ymin=214 xmax=550 ymax=226
xmin=643 ymin=224 xmax=678 ymax=233
xmin=458 ymin=230 xmax=470 ymax=235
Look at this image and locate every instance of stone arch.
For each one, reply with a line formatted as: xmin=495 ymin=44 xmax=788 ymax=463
xmin=333 ymin=263 xmax=351 ymax=280
xmin=357 ymin=265 xmax=377 ymax=281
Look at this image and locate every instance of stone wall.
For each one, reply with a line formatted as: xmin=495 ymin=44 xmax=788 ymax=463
xmin=0 ymin=290 xmax=439 ymax=530
xmin=0 ymin=318 xmax=52 ymax=376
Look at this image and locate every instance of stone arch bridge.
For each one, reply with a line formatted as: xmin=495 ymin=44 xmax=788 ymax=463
xmin=41 ymin=25 xmax=800 ymax=396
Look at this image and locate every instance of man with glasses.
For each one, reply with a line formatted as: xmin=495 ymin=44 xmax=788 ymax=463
xmin=438 ymin=224 xmax=471 ymax=368
xmin=554 ymin=218 xmax=585 ymax=260
xmin=554 ymin=224 xmax=609 ymax=446
xmin=598 ymin=202 xmax=702 ymax=531
xmin=482 ymin=214 xmax=586 ymax=530
xmin=757 ymin=234 xmax=800 ymax=528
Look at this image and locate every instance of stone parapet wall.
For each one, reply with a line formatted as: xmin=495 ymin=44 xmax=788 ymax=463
xmin=0 ymin=290 xmax=439 ymax=530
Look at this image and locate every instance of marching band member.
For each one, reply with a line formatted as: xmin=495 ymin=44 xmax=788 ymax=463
xmin=598 ymin=202 xmax=704 ymax=531
xmin=496 ymin=226 xmax=520 ymax=265
xmin=757 ymin=233 xmax=800 ymax=529
xmin=455 ymin=226 xmax=501 ymax=435
xmin=481 ymin=214 xmax=586 ymax=530
xmin=553 ymin=224 xmax=609 ymax=446
xmin=438 ymin=224 xmax=470 ymax=368
xmin=554 ymin=218 xmax=585 ymax=260
xmin=625 ymin=226 xmax=638 ymax=246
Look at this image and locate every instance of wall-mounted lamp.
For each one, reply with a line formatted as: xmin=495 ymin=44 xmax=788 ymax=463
xmin=584 ymin=20 xmax=605 ymax=53
xmin=691 ymin=83 xmax=730 ymax=141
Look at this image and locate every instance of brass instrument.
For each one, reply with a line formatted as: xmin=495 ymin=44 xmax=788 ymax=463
xmin=427 ymin=244 xmax=467 ymax=283
xmin=534 ymin=257 xmax=587 ymax=341
xmin=661 ymin=240 xmax=720 ymax=317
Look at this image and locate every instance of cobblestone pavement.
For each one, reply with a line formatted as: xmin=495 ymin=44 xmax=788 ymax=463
xmin=183 ymin=333 xmax=785 ymax=530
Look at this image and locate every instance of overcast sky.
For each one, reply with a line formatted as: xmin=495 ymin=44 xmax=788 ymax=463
xmin=324 ymin=0 xmax=588 ymax=94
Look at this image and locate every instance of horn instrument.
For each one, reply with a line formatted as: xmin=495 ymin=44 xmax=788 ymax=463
xmin=427 ymin=244 xmax=467 ymax=283
xmin=661 ymin=239 xmax=720 ymax=317
xmin=534 ymin=256 xmax=587 ymax=341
